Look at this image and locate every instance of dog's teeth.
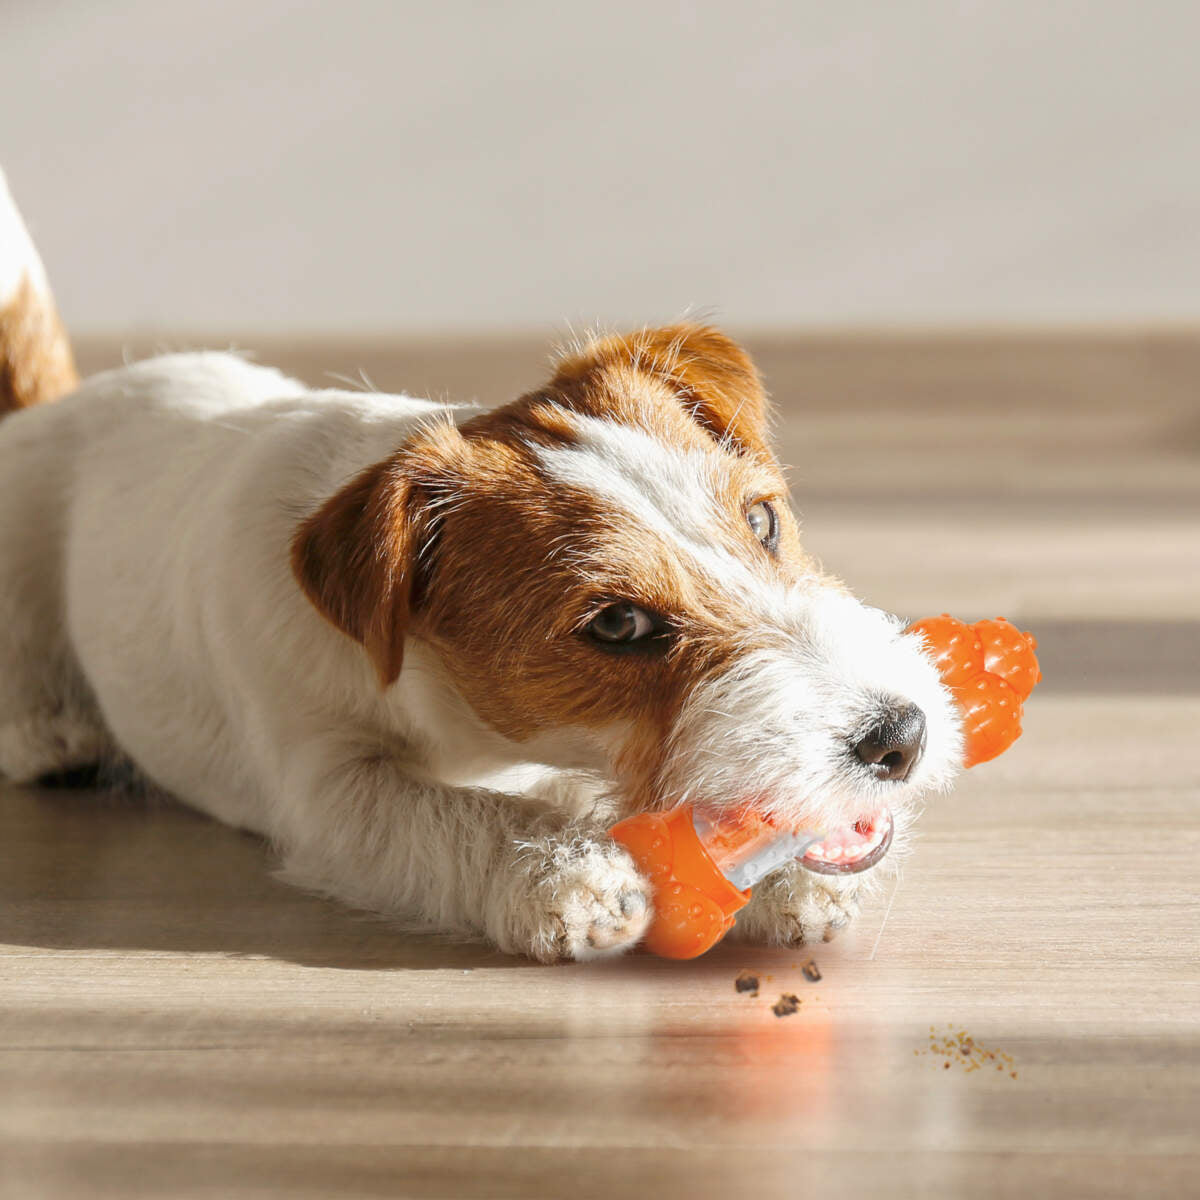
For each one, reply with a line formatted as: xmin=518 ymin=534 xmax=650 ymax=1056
xmin=825 ymin=845 xmax=843 ymax=859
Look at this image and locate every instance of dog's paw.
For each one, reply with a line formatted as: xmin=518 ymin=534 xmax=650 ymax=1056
xmin=730 ymin=861 xmax=863 ymax=947
xmin=497 ymin=837 xmax=652 ymax=963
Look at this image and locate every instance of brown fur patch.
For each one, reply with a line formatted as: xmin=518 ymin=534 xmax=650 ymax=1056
xmin=290 ymin=420 xmax=467 ymax=686
xmin=548 ymin=323 xmax=773 ymax=459
xmin=0 ymin=274 xmax=78 ymax=414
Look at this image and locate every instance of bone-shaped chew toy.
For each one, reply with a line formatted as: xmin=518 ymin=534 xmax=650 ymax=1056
xmin=610 ymin=615 xmax=1042 ymax=959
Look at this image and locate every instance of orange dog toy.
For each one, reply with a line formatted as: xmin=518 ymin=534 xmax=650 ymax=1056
xmin=611 ymin=614 xmax=1041 ymax=958
xmin=905 ymin=615 xmax=1041 ymax=766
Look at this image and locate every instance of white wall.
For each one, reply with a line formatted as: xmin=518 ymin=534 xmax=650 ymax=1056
xmin=2 ymin=0 xmax=1197 ymax=333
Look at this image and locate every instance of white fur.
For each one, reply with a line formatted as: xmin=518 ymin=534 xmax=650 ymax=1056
xmin=660 ymin=589 xmax=962 ymax=831
xmin=0 ymin=169 xmax=49 ymax=305
xmin=534 ymin=412 xmax=765 ymax=591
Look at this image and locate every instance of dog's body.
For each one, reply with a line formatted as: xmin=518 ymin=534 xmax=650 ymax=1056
xmin=0 ymin=172 xmax=961 ymax=960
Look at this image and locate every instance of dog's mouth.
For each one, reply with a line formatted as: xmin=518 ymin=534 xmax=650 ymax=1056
xmin=800 ymin=807 xmax=893 ymax=875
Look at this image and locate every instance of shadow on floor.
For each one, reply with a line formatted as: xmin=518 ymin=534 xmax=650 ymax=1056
xmin=0 ymin=784 xmax=524 ymax=972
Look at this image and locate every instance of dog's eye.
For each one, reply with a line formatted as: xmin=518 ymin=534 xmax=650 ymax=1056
xmin=746 ymin=500 xmax=778 ymax=552
xmin=584 ymin=602 xmax=661 ymax=648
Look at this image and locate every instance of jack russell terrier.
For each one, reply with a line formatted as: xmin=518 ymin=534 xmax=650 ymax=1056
xmin=0 ymin=172 xmax=960 ymax=960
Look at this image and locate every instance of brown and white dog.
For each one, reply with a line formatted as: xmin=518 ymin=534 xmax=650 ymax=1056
xmin=0 ymin=172 xmax=961 ymax=960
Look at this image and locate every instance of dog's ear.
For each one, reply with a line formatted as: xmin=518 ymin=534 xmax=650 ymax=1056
xmin=548 ymin=324 xmax=771 ymax=458
xmin=627 ymin=324 xmax=772 ymax=459
xmin=291 ymin=450 xmax=433 ymax=688
xmin=291 ymin=456 xmax=416 ymax=687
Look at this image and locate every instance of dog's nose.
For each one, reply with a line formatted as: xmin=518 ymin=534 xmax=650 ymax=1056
xmin=854 ymin=703 xmax=926 ymax=782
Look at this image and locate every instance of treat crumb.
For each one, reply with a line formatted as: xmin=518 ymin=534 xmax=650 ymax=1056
xmin=801 ymin=959 xmax=822 ymax=982
xmin=771 ymin=993 xmax=801 ymax=1018
xmin=734 ymin=970 xmax=760 ymax=996
xmin=922 ymin=1025 xmax=1018 ymax=1080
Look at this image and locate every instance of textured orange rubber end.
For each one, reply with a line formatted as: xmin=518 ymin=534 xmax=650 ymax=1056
xmin=906 ymin=615 xmax=1042 ymax=767
xmin=609 ymin=806 xmax=750 ymax=959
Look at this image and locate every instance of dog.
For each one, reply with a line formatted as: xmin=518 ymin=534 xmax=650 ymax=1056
xmin=0 ymin=172 xmax=961 ymax=961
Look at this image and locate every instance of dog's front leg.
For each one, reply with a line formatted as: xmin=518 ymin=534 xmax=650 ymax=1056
xmin=275 ymin=745 xmax=652 ymax=962
xmin=730 ymin=859 xmax=865 ymax=947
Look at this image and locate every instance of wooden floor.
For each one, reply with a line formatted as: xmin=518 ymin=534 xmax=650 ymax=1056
xmin=2 ymin=333 xmax=1198 ymax=1199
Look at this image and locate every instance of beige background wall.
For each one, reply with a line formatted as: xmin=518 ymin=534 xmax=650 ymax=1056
xmin=2 ymin=0 xmax=1197 ymax=334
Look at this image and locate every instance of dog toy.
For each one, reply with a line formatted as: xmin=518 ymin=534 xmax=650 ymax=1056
xmin=905 ymin=615 xmax=1040 ymax=766
xmin=610 ymin=614 xmax=1041 ymax=959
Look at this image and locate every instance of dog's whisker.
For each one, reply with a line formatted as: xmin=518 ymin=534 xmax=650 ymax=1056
xmin=868 ymin=868 xmax=903 ymax=961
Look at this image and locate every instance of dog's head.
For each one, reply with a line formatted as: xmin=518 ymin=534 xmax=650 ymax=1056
xmin=292 ymin=324 xmax=961 ymax=873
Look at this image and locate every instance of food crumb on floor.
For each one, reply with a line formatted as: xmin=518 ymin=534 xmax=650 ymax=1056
xmin=771 ymin=994 xmax=801 ymax=1018
xmin=801 ymin=959 xmax=821 ymax=982
xmin=916 ymin=1025 xmax=1017 ymax=1078
xmin=735 ymin=970 xmax=760 ymax=996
